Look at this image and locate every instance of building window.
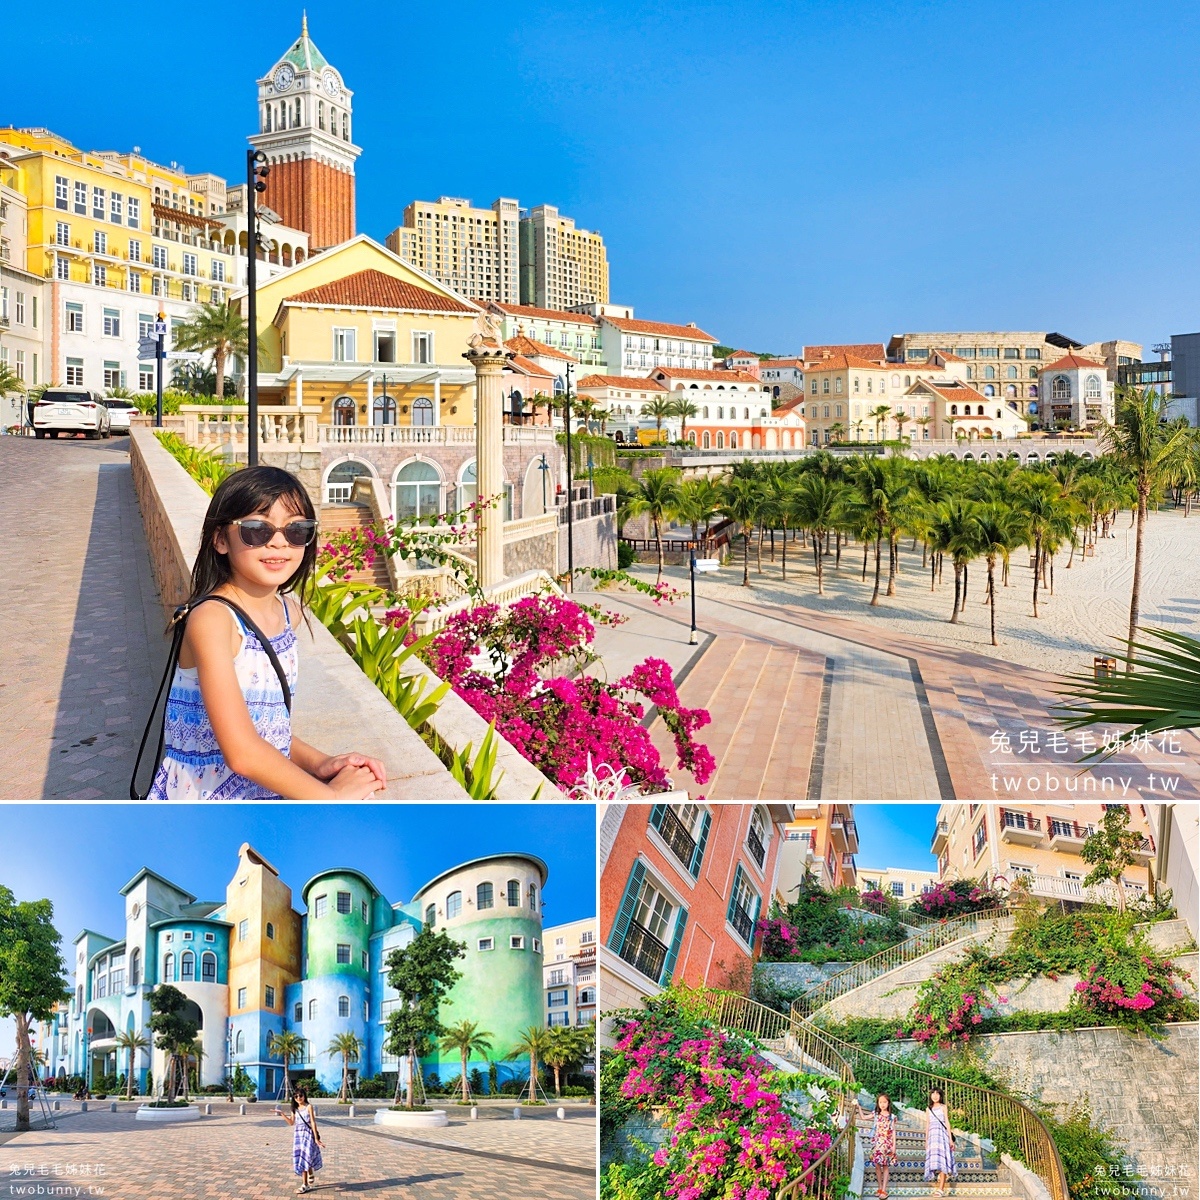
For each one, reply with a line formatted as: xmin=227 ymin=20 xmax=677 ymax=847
xmin=332 ymin=328 xmax=357 ymax=361
xmin=425 ymin=903 xmax=435 ymax=926
xmin=201 ymin=953 xmax=216 ymax=983
xmin=649 ymin=803 xmax=710 ymax=877
xmin=103 ymin=307 xmax=120 ymax=337
xmin=510 ymin=936 xmax=525 ymax=950
xmin=238 ymin=919 xmax=249 ymax=942
xmin=891 ymin=881 xmax=906 ymax=898
xmin=110 ymin=193 xmax=122 ymax=224
xmin=727 ymin=864 xmax=760 ymax=946
xmin=528 ymin=883 xmax=538 ymax=910
xmin=139 ymin=368 xmax=154 ymax=390
xmin=1085 ymin=375 xmax=1102 ymax=399
xmin=446 ymin=891 xmax=462 ymax=919
xmin=361 ymin=899 xmax=369 ymax=922
xmin=152 ymin=245 xmax=167 ymax=270
xmin=309 ymin=999 xmax=318 ymax=1019
xmin=973 ymin=818 xmax=988 ymax=858
xmin=336 ymin=943 xmax=351 ymax=965
xmin=411 ymin=331 xmax=434 ymax=364
xmin=211 ymin=259 xmax=225 ymax=283
xmin=478 ymin=937 xmax=494 ymax=951
xmin=547 ymin=989 xmax=569 ymax=1008
xmin=265 ymin=985 xmax=276 ymax=1008
xmin=337 ymin=891 xmax=351 ymax=915
xmin=362 ymin=950 xmax=368 ymax=970
xmin=128 ymin=197 xmax=140 ymax=228
xmin=266 ymin=922 xmax=275 ymax=940
xmin=235 ymin=1030 xmax=245 ymax=1053
xmin=477 ymin=882 xmax=494 ymax=910
xmin=92 ymin=186 xmax=105 ymax=219
xmin=1052 ymin=376 xmax=1070 ymax=400
xmin=65 ymin=357 xmax=84 ymax=386
xmin=313 ymin=895 xmax=327 ymax=919
xmin=237 ymin=987 xmax=247 ymax=1009
xmin=294 ymin=1003 xmax=303 ymax=1022
xmin=103 ymin=361 xmax=120 ymax=390
xmin=181 ymin=951 xmax=194 ymax=981
xmin=747 ymin=807 xmax=768 ymax=868
xmin=55 ymin=175 xmax=69 ymax=209
xmin=507 ymin=880 xmax=520 ymax=907
xmin=56 ymin=255 xmax=71 ymax=281
xmin=338 ymin=995 xmax=350 ymax=1018
xmin=93 ymin=263 xmax=106 ymax=287
xmin=73 ymin=180 xmax=87 ymax=214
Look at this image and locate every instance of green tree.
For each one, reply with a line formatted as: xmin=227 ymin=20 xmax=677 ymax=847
xmin=669 ymin=396 xmax=700 ymax=443
xmin=973 ymin=502 xmax=1028 ymax=646
xmin=1080 ymin=804 xmax=1147 ymax=913
xmin=543 ymin=1022 xmax=595 ymax=1099
xmin=439 ymin=1020 xmax=494 ymax=1104
xmin=927 ymin=498 xmax=982 ymax=624
xmin=673 ymin=475 xmax=723 ymax=548
xmin=114 ymin=1028 xmax=150 ymax=1100
xmin=327 ymin=1031 xmax=363 ymax=1103
xmin=511 ymin=1025 xmax=552 ymax=1103
xmin=267 ymin=1030 xmax=305 ymax=1100
xmin=172 ymin=300 xmax=254 ymax=398
xmin=184 ymin=1037 xmax=205 ymax=1093
xmin=1017 ymin=475 xmax=1073 ymax=619
xmin=892 ymin=409 xmax=910 ymax=443
xmin=0 ymin=361 xmax=24 ymax=396
xmin=1101 ymin=387 xmax=1190 ymax=668
xmin=719 ymin=474 xmax=764 ymax=586
xmin=384 ymin=927 xmax=466 ymax=1109
xmin=0 ymin=886 xmax=69 ymax=1132
xmin=790 ymin=475 xmax=849 ymax=595
xmin=868 ymin=404 xmax=892 ymax=441
xmin=147 ymin=985 xmax=198 ymax=1102
xmin=628 ymin=467 xmax=682 ymax=583
xmin=641 ymin=395 xmax=676 ymax=442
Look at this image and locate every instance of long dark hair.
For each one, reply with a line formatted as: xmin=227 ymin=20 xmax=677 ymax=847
xmin=185 ymin=466 xmax=317 ymax=619
xmin=291 ymin=1086 xmax=309 ymax=1113
xmin=928 ymin=1087 xmax=944 ymax=1107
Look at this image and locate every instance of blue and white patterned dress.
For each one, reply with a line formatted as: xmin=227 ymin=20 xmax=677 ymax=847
xmin=292 ymin=1105 xmax=322 ymax=1176
xmin=147 ymin=597 xmax=298 ymax=801
xmin=924 ymin=1104 xmax=958 ymax=1180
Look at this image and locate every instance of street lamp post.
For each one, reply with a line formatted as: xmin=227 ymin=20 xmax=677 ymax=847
xmin=539 ymin=453 xmax=549 ymax=512
xmin=245 ymin=149 xmax=271 ymax=467
xmin=564 ymin=363 xmax=574 ymax=590
xmin=689 ymin=550 xmax=699 ymax=645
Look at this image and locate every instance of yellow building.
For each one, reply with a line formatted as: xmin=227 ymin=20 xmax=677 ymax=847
xmin=243 ymin=234 xmax=482 ymax=426
xmin=932 ymin=803 xmax=1155 ymax=905
xmin=856 ymin=865 xmax=940 ymax=902
xmin=774 ymin=804 xmax=858 ymax=905
xmin=520 ymin=204 xmax=609 ymax=311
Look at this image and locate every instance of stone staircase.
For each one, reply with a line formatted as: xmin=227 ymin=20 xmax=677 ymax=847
xmin=860 ymin=1116 xmax=1017 ymax=1198
xmin=320 ymin=503 xmax=392 ymax=591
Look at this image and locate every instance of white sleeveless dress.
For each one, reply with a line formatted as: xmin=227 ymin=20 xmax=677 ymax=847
xmin=147 ymin=598 xmax=298 ymax=800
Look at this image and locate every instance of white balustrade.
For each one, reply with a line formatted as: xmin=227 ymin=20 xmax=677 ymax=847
xmin=317 ymin=424 xmax=557 ymax=447
xmin=179 ymin=405 xmax=322 ymax=451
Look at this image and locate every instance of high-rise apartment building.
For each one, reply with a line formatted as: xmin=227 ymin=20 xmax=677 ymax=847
xmin=385 ymin=196 xmax=519 ymax=303
xmin=542 ymin=918 xmax=597 ymax=1029
xmin=520 ymin=204 xmax=609 ymax=310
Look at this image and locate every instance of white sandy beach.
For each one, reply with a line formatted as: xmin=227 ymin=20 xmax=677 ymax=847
xmin=631 ymin=507 xmax=1200 ymax=678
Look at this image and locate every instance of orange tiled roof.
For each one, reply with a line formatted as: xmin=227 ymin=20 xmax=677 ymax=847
xmin=489 ymin=301 xmax=600 ymax=326
xmin=576 ymin=374 xmax=668 ymax=391
xmin=803 ymin=343 xmax=886 ymax=362
xmin=762 ymin=357 xmax=804 ymax=368
xmin=922 ymin=379 xmax=988 ymax=401
xmin=802 ymin=353 xmax=888 ymax=372
xmin=285 ymin=269 xmax=476 ymax=313
xmin=1042 ymin=353 xmax=1107 ymax=372
xmin=651 ymin=367 xmax=763 ymax=384
xmin=726 ymin=349 xmax=757 ymax=358
xmin=507 ymin=354 xmax=554 ymax=378
xmin=773 ymin=395 xmax=805 ymax=413
xmin=602 ymin=315 xmax=718 ymax=342
xmin=504 ymin=334 xmax=578 ymax=362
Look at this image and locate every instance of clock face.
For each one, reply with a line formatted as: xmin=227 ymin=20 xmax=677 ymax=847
xmin=322 ymin=69 xmax=340 ymax=96
xmin=274 ymin=64 xmax=295 ymax=91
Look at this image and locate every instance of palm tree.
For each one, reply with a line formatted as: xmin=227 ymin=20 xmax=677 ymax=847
xmin=183 ymin=1038 xmax=205 ymax=1098
xmin=572 ymin=395 xmax=599 ymax=433
xmin=327 ymin=1032 xmax=363 ymax=1103
xmin=268 ymin=1030 xmax=306 ymax=1100
xmin=914 ymin=415 xmax=932 ymax=441
xmin=1101 ymin=387 xmax=1190 ymax=668
xmin=789 ymin=475 xmax=848 ymax=594
xmin=928 ymin=498 xmax=981 ymax=623
xmin=172 ymin=300 xmax=253 ymax=398
xmin=719 ymin=474 xmax=764 ymax=586
xmin=640 ymin=395 xmax=676 ymax=443
xmin=439 ymin=1021 xmax=494 ymax=1104
xmin=868 ymin=404 xmax=892 ymax=442
xmin=669 ymin=397 xmax=700 ymax=444
xmin=893 ymin=410 xmax=910 ymax=444
xmin=851 ymin=419 xmax=866 ymax=442
xmin=527 ymin=391 xmax=555 ymax=426
xmin=114 ymin=1029 xmax=150 ymax=1100
xmin=542 ymin=1025 xmax=590 ymax=1099
xmin=673 ymin=475 xmax=723 ymax=550
xmin=628 ymin=468 xmax=682 ymax=582
xmin=974 ymin=502 xmax=1028 ymax=646
xmin=1018 ymin=475 xmax=1072 ymax=619
xmin=512 ymin=1026 xmax=552 ymax=1103
xmin=828 ymin=421 xmax=845 ymax=444
xmin=0 ymin=361 xmax=23 ymax=395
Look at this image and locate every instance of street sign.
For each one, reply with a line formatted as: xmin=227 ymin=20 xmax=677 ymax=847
xmin=167 ymin=351 xmax=202 ymax=362
xmin=137 ymin=337 xmax=158 ymax=361
xmin=695 ymin=558 xmax=720 ymax=572
xmin=154 ymin=318 xmax=168 ymax=336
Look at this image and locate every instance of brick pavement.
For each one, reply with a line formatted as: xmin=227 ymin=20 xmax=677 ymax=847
xmin=0 ymin=1103 xmax=596 ymax=1199
xmin=0 ymin=437 xmax=167 ymax=800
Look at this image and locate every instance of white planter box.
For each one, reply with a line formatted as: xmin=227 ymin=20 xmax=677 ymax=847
xmin=135 ymin=1105 xmax=201 ymax=1124
xmin=373 ymin=1108 xmax=448 ymax=1129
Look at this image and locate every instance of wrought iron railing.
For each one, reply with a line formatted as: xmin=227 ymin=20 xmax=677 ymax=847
xmin=1001 ymin=809 xmax=1042 ymax=833
xmin=747 ymin=826 xmax=766 ymax=867
xmin=657 ymin=805 xmax=697 ymax=869
xmin=791 ymin=907 xmax=1013 ymax=1017
xmin=618 ymin=919 xmax=667 ymax=982
xmin=729 ymin=903 xmax=755 ymax=943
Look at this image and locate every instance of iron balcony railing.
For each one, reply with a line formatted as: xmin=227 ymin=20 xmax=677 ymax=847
xmin=729 ymin=904 xmax=755 ymax=943
xmin=792 ymin=907 xmax=1014 ymax=1018
xmin=656 ymin=805 xmax=697 ymax=868
xmin=1002 ymin=809 xmax=1042 ymax=832
xmin=618 ymin=919 xmax=668 ymax=982
xmin=746 ymin=826 xmax=766 ymax=867
xmin=1049 ymin=818 xmax=1095 ymax=840
xmin=931 ymin=819 xmax=950 ymax=850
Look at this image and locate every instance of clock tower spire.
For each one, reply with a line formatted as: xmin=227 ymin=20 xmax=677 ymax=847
xmin=248 ymin=18 xmax=361 ymax=251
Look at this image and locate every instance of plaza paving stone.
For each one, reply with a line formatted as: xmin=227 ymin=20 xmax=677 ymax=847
xmin=0 ymin=1102 xmax=597 ymax=1199
xmin=0 ymin=437 xmax=167 ymax=800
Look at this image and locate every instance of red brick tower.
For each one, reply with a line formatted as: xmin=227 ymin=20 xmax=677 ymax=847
xmin=248 ymin=16 xmax=361 ymax=251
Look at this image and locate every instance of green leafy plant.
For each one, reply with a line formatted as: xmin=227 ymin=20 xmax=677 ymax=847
xmin=446 ymin=723 xmax=504 ymax=801
xmin=153 ymin=429 xmax=236 ymax=495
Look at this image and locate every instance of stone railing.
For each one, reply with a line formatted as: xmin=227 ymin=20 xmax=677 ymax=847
xmin=180 ymin=405 xmax=322 ymax=451
xmin=411 ymin=569 xmax=563 ymax=635
xmin=318 ymin=424 xmax=557 ymax=447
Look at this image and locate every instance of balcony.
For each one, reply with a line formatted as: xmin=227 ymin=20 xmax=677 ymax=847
xmin=746 ymin=826 xmax=766 ymax=868
xmin=1130 ymin=834 xmax=1155 ymax=864
xmin=931 ymin=820 xmax=951 ymax=854
xmin=1048 ymin=818 xmax=1095 ymax=852
xmin=1000 ymin=809 xmax=1043 ymax=846
xmin=843 ymin=818 xmax=859 ymax=853
xmin=618 ymin=920 xmax=668 ymax=983
xmin=729 ymin=904 xmax=755 ymax=944
xmin=657 ymin=806 xmax=697 ymax=870
xmin=830 ymin=814 xmax=851 ymax=852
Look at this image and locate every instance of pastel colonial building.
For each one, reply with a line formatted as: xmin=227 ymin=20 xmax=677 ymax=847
xmin=542 ymin=918 xmax=598 ymax=1029
xmin=44 ymin=844 xmax=555 ymax=1097
xmin=1039 ymin=354 xmax=1115 ymax=430
xmin=647 ymin=366 xmax=803 ymax=449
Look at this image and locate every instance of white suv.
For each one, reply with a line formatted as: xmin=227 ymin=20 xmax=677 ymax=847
xmin=33 ymin=389 xmax=112 ymax=439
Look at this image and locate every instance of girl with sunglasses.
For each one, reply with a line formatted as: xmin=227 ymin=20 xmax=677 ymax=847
xmin=147 ymin=465 xmax=385 ymax=800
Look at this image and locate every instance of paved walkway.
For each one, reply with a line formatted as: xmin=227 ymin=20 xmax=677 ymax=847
xmin=0 ymin=437 xmax=167 ymax=800
xmin=0 ymin=1103 xmax=596 ymax=1199
xmin=589 ymin=585 xmax=1200 ymax=801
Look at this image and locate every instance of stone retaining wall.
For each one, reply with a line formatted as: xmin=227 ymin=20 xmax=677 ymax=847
xmin=755 ymin=962 xmax=854 ymax=994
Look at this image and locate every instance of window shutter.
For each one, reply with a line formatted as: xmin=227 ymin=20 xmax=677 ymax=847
xmin=751 ymin=889 xmax=762 ymax=938
xmin=690 ymin=811 xmax=711 ymax=877
xmin=660 ymin=905 xmax=688 ymax=986
xmin=607 ymin=860 xmax=646 ymax=954
xmin=648 ymin=804 xmax=666 ymax=835
xmin=727 ymin=865 xmax=744 ymax=925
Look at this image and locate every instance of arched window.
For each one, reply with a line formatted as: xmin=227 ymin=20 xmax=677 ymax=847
xmin=425 ymin=903 xmax=436 ymax=925
xmin=266 ymin=923 xmax=275 ymax=940
xmin=201 ymin=952 xmax=216 ymax=983
xmin=412 ymin=396 xmax=434 ymax=426
xmin=730 ymin=431 xmax=738 ymax=449
xmin=967 ymin=367 xmax=974 ymax=380
xmin=333 ymin=395 xmax=356 ymax=426
xmin=458 ymin=461 xmax=477 ymax=511
xmin=1051 ymin=376 xmax=1070 ymax=400
xmin=318 ymin=100 xmax=325 ymax=131
xmin=1085 ymin=375 xmax=1101 ymax=398
xmin=528 ymin=882 xmax=538 ymax=910
xmin=342 ymin=112 xmax=349 ymax=140
xmin=1029 ymin=367 xmax=1039 ymax=379
xmin=265 ymin=106 xmax=272 ymax=133
xmin=580 ymin=988 xmax=596 ymax=1005
xmin=1006 ymin=385 xmax=1017 ymax=396
xmin=309 ymin=998 xmax=318 ymax=1020
xmin=163 ymin=952 xmax=174 ymax=982
xmin=338 ymin=995 xmax=350 ymax=1018
xmin=702 ymin=406 xmax=709 ymax=418
xmin=743 ymin=407 xmax=750 ymax=419
xmin=950 ymin=404 xmax=958 ymax=415
xmin=1030 ymin=384 xmax=1039 ymax=397
xmin=294 ymin=98 xmax=301 ymax=126
xmin=129 ymin=949 xmax=141 ymax=988
xmin=506 ymin=880 xmax=521 ymax=906
xmin=984 ymin=385 xmax=995 ymax=396
xmin=394 ymin=460 xmax=440 ymax=520
xmin=372 ymin=392 xmax=397 ymax=425
xmin=181 ymin=951 xmax=194 ymax=981
xmin=687 ymin=430 xmax=697 ymax=443
xmin=717 ymin=406 xmax=724 ymax=419
xmin=983 ymin=366 xmax=995 ymax=380
xmin=702 ymin=431 xmax=710 ymax=448
xmin=235 ymin=1030 xmax=245 ymax=1054
xmin=477 ymin=882 xmax=493 ymax=910
xmin=716 ymin=431 xmax=725 ymax=449
xmin=1007 ymin=365 xmax=1017 ymax=379
xmin=446 ymin=891 xmax=462 ymax=919
xmin=325 ymin=458 xmax=372 ymax=503
xmin=977 ymin=405 xmax=985 ymax=415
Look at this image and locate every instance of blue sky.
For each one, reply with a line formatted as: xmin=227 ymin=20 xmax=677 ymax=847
xmin=0 ymin=804 xmax=594 ymax=1056
xmin=852 ymin=804 xmax=941 ymax=872
xmin=6 ymin=1 xmax=1197 ymax=355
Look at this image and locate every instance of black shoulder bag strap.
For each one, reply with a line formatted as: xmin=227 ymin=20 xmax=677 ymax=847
xmin=128 ymin=595 xmax=293 ymax=800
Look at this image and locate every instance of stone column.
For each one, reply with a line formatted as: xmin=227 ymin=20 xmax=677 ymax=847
xmin=464 ymin=343 xmax=510 ymax=589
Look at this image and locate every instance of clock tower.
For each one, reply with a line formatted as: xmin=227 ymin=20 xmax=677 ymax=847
xmin=248 ymin=16 xmax=361 ymax=251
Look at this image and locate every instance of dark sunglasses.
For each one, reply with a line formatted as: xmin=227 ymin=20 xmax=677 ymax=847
xmin=230 ymin=518 xmax=318 ymax=548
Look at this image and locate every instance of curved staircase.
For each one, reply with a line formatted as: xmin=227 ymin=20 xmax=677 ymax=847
xmin=861 ymin=1115 xmax=1016 ymax=1198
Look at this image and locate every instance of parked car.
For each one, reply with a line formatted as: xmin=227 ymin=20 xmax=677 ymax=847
xmin=101 ymin=397 xmax=137 ymax=433
xmin=32 ymin=389 xmax=111 ymax=439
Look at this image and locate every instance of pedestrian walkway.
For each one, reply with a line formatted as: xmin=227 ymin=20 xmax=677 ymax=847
xmin=0 ymin=437 xmax=167 ymax=799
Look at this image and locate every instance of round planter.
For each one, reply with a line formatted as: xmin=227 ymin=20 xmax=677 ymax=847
xmin=374 ymin=1108 xmax=448 ymax=1129
xmin=135 ymin=1104 xmax=201 ymax=1124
